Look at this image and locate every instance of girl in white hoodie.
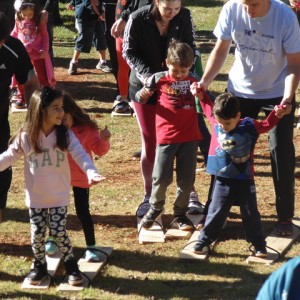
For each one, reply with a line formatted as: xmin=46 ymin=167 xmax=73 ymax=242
xmin=0 ymin=86 xmax=104 ymax=286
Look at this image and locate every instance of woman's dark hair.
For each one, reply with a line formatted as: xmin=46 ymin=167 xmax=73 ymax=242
xmin=213 ymin=92 xmax=240 ymax=119
xmin=150 ymin=0 xmax=183 ymax=21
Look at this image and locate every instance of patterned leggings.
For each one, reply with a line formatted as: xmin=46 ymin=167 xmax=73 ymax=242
xmin=29 ymin=206 xmax=74 ymax=264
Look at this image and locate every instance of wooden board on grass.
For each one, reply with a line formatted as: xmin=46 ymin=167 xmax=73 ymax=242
xmin=11 ymin=105 xmax=27 ymax=113
xmin=179 ymin=217 xmax=226 ymax=261
xmin=57 ymin=247 xmax=113 ymax=291
xmin=21 ymin=251 xmax=62 ymax=289
xmin=246 ymin=219 xmax=300 ymax=265
xmin=179 ymin=230 xmax=211 ymax=260
xmin=137 ymin=216 xmax=165 ymax=244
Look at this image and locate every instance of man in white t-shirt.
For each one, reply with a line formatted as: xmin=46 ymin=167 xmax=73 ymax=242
xmin=196 ymin=0 xmax=300 ymax=236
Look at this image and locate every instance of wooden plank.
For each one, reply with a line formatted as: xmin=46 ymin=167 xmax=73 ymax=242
xmin=137 ymin=216 xmax=165 ymax=244
xmin=246 ymin=219 xmax=300 ymax=265
xmin=11 ymin=105 xmax=27 ymax=113
xmin=57 ymin=247 xmax=113 ymax=291
xmin=179 ymin=218 xmax=226 ymax=260
xmin=21 ymin=252 xmax=62 ymax=289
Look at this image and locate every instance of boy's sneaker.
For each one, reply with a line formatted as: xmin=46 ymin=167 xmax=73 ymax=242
xmin=85 ymin=248 xmax=101 ymax=262
xmin=254 ymin=246 xmax=267 ymax=258
xmin=64 ymin=258 xmax=83 ymax=286
xmin=141 ymin=207 xmax=164 ymax=229
xmin=26 ymin=260 xmax=48 ymax=285
xmin=187 ymin=191 xmax=204 ymax=215
xmin=68 ymin=61 xmax=78 ymax=75
xmin=96 ymin=61 xmax=112 ymax=73
xmin=192 ymin=242 xmax=209 ymax=255
xmin=136 ymin=195 xmax=150 ymax=218
xmin=45 ymin=237 xmax=58 ymax=256
xmin=172 ymin=215 xmax=194 ymax=231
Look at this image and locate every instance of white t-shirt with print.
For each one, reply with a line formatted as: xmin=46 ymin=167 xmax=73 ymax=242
xmin=214 ymin=0 xmax=300 ymax=98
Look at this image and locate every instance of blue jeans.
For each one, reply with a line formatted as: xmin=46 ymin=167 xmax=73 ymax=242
xmin=198 ymin=177 xmax=266 ymax=248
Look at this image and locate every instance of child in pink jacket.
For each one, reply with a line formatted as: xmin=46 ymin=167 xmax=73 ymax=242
xmin=46 ymin=92 xmax=111 ymax=262
xmin=11 ymin=0 xmax=56 ymax=109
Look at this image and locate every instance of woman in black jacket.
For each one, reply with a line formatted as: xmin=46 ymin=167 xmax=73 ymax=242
xmin=123 ymin=0 xmax=198 ymax=216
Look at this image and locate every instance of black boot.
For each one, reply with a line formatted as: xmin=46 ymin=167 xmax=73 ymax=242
xmin=26 ymin=260 xmax=48 ymax=285
xmin=64 ymin=258 xmax=83 ymax=286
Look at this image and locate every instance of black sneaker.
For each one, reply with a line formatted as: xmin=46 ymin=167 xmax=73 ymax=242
xmin=172 ymin=215 xmax=194 ymax=231
xmin=64 ymin=258 xmax=83 ymax=286
xmin=113 ymin=100 xmax=132 ymax=114
xmin=136 ymin=195 xmax=150 ymax=218
xmin=254 ymin=246 xmax=267 ymax=258
xmin=141 ymin=207 xmax=164 ymax=229
xmin=192 ymin=242 xmax=209 ymax=255
xmin=26 ymin=260 xmax=48 ymax=285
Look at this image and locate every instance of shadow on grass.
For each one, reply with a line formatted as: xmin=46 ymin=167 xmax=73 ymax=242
xmin=0 ymin=244 xmax=267 ymax=300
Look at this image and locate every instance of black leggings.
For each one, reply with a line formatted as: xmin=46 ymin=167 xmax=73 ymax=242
xmin=73 ymin=186 xmax=96 ymax=246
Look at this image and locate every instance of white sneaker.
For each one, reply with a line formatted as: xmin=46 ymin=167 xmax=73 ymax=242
xmin=85 ymin=248 xmax=101 ymax=262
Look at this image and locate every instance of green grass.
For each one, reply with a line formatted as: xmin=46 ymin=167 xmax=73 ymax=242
xmin=1 ymin=1 xmax=300 ymax=299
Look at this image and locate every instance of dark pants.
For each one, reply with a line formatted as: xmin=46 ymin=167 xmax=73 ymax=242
xmin=238 ymin=96 xmax=295 ymax=221
xmin=198 ymin=177 xmax=266 ymax=248
xmin=73 ymin=186 xmax=96 ymax=246
xmin=105 ymin=3 xmax=119 ymax=82
xmin=0 ymin=106 xmax=11 ymax=209
xmin=197 ymin=112 xmax=211 ymax=164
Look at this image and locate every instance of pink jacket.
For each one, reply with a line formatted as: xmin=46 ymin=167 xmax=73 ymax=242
xmin=11 ymin=19 xmax=56 ymax=87
xmin=68 ymin=125 xmax=110 ymax=188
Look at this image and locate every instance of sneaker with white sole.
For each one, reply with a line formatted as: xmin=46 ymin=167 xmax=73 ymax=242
xmin=96 ymin=61 xmax=112 ymax=73
xmin=26 ymin=260 xmax=48 ymax=285
xmin=141 ymin=207 xmax=164 ymax=229
xmin=64 ymin=258 xmax=83 ymax=286
xmin=171 ymin=215 xmax=194 ymax=231
xmin=45 ymin=237 xmax=58 ymax=256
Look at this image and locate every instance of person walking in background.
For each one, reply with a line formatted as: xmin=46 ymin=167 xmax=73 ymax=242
xmin=189 ymin=90 xmax=291 ymax=257
xmin=11 ymin=0 xmax=56 ymax=109
xmin=67 ymin=0 xmax=112 ymax=75
xmin=122 ymin=0 xmax=200 ymax=218
xmin=111 ymin=0 xmax=151 ymax=114
xmin=46 ymin=92 xmax=111 ymax=262
xmin=194 ymin=0 xmax=300 ymax=236
xmin=0 ymin=12 xmax=39 ymax=223
xmin=137 ymin=40 xmax=202 ymax=230
xmin=110 ymin=0 xmax=132 ymax=114
xmin=0 ymin=87 xmax=104 ymax=286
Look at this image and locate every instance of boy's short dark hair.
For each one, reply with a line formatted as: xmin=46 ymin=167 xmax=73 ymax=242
xmin=0 ymin=13 xmax=11 ymax=42
xmin=213 ymin=92 xmax=240 ymax=119
xmin=166 ymin=39 xmax=194 ymax=68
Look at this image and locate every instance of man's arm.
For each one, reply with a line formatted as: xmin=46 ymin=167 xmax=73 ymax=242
xmin=199 ymin=39 xmax=231 ymax=91
xmin=282 ymin=52 xmax=300 ymax=104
